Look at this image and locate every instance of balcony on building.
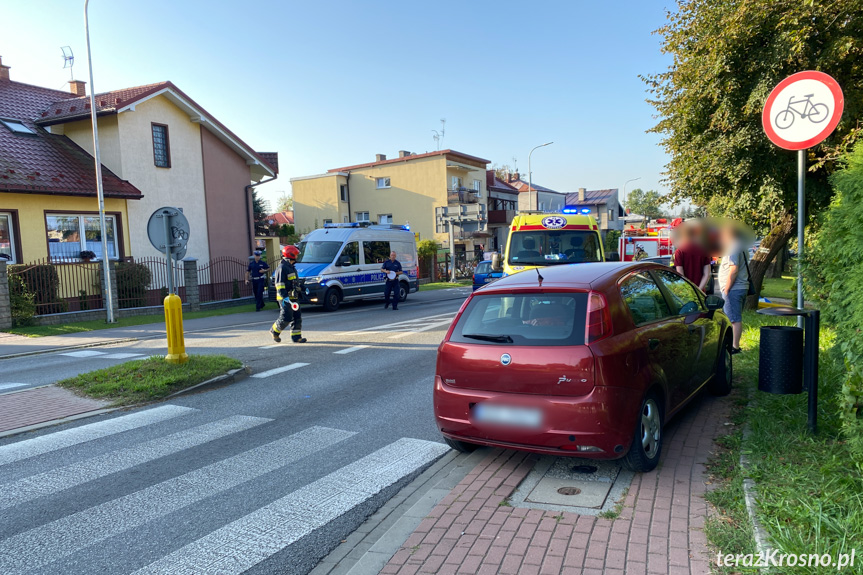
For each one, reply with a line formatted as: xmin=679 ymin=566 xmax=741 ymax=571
xmin=447 ymin=187 xmax=480 ymax=205
xmin=488 ymin=197 xmax=517 ymax=226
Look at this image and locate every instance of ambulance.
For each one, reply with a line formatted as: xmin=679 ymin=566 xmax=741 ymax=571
xmin=500 ymin=208 xmax=605 ymax=277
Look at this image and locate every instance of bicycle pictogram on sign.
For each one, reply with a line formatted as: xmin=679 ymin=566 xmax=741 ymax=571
xmin=774 ymin=94 xmax=830 ymax=130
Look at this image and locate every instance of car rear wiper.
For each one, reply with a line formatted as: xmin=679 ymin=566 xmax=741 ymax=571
xmin=462 ymin=334 xmax=514 ymax=343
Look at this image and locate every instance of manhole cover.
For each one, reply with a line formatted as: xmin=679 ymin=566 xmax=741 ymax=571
xmin=557 ymin=486 xmax=582 ymax=496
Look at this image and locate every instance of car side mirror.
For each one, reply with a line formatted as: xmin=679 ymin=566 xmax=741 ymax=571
xmin=705 ymin=294 xmax=724 ymax=311
xmin=336 ymin=255 xmax=351 ymax=267
xmin=491 ymin=253 xmax=502 ymax=272
xmin=606 ymin=251 xmax=621 ymax=262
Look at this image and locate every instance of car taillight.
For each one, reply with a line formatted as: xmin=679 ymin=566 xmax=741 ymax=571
xmin=585 ymin=291 xmax=611 ymax=343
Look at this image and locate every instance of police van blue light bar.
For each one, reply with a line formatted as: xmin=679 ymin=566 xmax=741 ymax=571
xmin=580 ymin=208 xmax=591 ymax=214
xmin=324 ymin=222 xmax=360 ymax=228
xmin=562 ymin=206 xmax=578 ymax=214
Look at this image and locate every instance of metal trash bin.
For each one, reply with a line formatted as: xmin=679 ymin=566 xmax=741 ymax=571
xmin=758 ymin=325 xmax=803 ymax=394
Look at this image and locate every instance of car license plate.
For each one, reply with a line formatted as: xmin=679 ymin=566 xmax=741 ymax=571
xmin=473 ymin=404 xmax=542 ymax=428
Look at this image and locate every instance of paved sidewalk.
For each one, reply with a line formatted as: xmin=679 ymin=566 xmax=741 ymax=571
xmin=0 ymin=386 xmax=109 ymax=433
xmin=382 ymin=394 xmax=729 ymax=575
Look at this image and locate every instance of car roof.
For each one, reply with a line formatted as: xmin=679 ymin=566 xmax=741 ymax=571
xmin=482 ymin=262 xmax=664 ymax=291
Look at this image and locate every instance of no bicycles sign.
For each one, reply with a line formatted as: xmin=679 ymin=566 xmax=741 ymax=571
xmin=762 ymin=70 xmax=844 ymax=150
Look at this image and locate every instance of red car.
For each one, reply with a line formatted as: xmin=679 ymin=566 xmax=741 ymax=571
xmin=433 ymin=262 xmax=732 ymax=472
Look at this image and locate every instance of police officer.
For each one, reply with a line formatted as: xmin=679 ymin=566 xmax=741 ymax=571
xmin=270 ymin=245 xmax=307 ymax=343
xmin=245 ymin=250 xmax=270 ymax=311
xmin=381 ymin=250 xmax=402 ymax=310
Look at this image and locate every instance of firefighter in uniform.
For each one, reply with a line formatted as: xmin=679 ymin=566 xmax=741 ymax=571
xmin=270 ymin=245 xmax=307 ymax=343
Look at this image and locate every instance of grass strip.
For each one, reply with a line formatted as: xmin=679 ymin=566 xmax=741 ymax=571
xmin=57 ymin=354 xmax=243 ymax=406
xmin=705 ymin=311 xmax=863 ymax=573
xmin=760 ymin=274 xmax=795 ymax=300
xmin=6 ymin=303 xmax=260 ymax=338
xmin=419 ymin=280 xmax=472 ymax=291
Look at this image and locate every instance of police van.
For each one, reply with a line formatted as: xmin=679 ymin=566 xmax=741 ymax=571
xmin=501 ymin=208 xmax=605 ymax=276
xmin=292 ymin=223 xmax=419 ymax=311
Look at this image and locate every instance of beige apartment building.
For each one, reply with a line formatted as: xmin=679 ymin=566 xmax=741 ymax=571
xmin=291 ymin=149 xmax=492 ymax=254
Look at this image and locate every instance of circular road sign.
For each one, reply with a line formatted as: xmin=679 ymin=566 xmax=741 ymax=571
xmin=762 ymin=70 xmax=844 ymax=150
xmin=147 ymin=206 xmax=190 ymax=257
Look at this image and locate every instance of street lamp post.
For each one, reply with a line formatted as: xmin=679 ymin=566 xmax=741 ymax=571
xmin=622 ymin=177 xmax=641 ymax=216
xmin=528 ymin=142 xmax=553 ymax=211
xmin=84 ymin=0 xmax=114 ymax=323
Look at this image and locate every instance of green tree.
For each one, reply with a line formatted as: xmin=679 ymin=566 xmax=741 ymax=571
xmin=276 ymin=192 xmax=293 ymax=213
xmin=252 ymin=190 xmax=270 ymax=236
xmin=645 ymin=0 xmax=863 ymax=307
xmin=625 ymin=188 xmax=664 ymax=226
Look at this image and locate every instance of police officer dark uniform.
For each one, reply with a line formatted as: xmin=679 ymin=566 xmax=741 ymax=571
xmin=270 ymin=245 xmax=307 ymax=343
xmin=245 ymin=250 xmax=270 ymax=311
xmin=380 ymin=251 xmax=403 ymax=310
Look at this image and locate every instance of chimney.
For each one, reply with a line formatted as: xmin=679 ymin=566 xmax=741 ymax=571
xmin=578 ymin=187 xmax=586 ymax=202
xmin=398 ymin=150 xmax=411 ymax=158
xmin=375 ymin=154 xmax=387 ymax=162
xmin=508 ymin=172 xmax=520 ymax=183
xmin=0 ymin=56 xmax=10 ymax=82
xmin=68 ymin=80 xmax=87 ymax=96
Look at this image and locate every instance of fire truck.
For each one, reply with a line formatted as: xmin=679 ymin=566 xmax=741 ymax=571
xmin=618 ymin=219 xmax=674 ymax=262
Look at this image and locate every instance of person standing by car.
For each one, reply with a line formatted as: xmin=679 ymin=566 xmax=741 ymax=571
xmin=673 ymin=225 xmax=712 ymax=293
xmin=718 ymin=226 xmax=748 ymax=354
xmin=245 ymin=250 xmax=270 ymax=311
xmin=381 ymin=251 xmax=402 ymax=310
xmin=270 ymin=246 xmax=306 ymax=343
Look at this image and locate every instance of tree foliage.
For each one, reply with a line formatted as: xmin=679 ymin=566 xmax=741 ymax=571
xmin=276 ymin=192 xmax=293 ymax=213
xmin=252 ymin=190 xmax=270 ymax=236
xmin=625 ymin=188 xmax=665 ymax=223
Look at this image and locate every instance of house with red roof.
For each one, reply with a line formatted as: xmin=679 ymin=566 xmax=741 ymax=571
xmin=0 ymin=56 xmax=277 ymax=264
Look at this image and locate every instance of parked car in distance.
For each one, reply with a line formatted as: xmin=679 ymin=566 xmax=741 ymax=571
xmin=434 ymin=262 xmax=732 ymax=472
xmin=473 ymin=260 xmax=504 ymax=291
xmin=642 ymin=255 xmax=673 ymax=267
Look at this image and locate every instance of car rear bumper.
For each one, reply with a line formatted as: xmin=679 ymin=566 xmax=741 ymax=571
xmin=433 ymin=378 xmax=641 ymax=458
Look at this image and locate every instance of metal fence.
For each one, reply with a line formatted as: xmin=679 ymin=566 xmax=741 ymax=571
xmin=9 ymin=258 xmax=103 ymax=315
xmin=198 ymin=256 xmax=252 ymax=303
xmin=116 ymin=257 xmax=184 ymax=308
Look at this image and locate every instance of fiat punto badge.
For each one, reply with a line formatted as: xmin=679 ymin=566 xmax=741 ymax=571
xmin=500 ymin=353 xmax=512 ymax=366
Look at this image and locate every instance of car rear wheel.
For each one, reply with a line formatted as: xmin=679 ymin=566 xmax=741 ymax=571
xmin=709 ymin=336 xmax=733 ymax=396
xmin=399 ymin=281 xmax=408 ymax=302
xmin=323 ymin=287 xmax=341 ymax=312
xmin=623 ymin=391 xmax=663 ymax=473
xmin=443 ymin=436 xmax=477 ymax=453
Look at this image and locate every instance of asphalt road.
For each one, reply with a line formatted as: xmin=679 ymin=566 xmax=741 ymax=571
xmin=0 ymin=287 xmax=472 ymax=575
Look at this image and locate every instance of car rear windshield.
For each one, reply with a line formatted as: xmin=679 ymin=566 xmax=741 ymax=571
xmin=297 ymin=241 xmax=342 ymax=264
xmin=508 ymin=230 xmax=602 ymax=266
xmin=475 ymin=262 xmax=491 ymax=274
xmin=450 ymin=292 xmax=588 ymax=346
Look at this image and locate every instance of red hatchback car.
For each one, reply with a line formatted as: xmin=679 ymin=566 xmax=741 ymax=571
xmin=434 ymin=262 xmax=732 ymax=472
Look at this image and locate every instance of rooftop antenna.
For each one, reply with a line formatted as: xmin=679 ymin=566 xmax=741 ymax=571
xmin=432 ymin=118 xmax=446 ymax=151
xmin=512 ymin=156 xmax=518 ymax=171
xmin=535 ymin=267 xmax=544 ymax=287
xmin=61 ymin=46 xmax=75 ymax=81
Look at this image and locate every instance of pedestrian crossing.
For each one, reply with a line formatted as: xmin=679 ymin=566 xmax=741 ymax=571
xmin=340 ymin=312 xmax=457 ymax=339
xmin=58 ymin=350 xmax=147 ymax=360
xmin=0 ymin=404 xmax=450 ymax=574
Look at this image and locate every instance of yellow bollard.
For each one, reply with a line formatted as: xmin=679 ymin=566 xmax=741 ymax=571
xmin=164 ymin=293 xmax=189 ymax=364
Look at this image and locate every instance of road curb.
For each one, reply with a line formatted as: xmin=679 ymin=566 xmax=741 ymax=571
xmin=741 ymin=423 xmax=774 ymax=561
xmin=0 ymin=406 xmax=123 ymax=440
xmin=165 ymin=365 xmax=251 ymax=398
xmin=310 ymin=448 xmax=489 ymax=575
xmin=0 ymin=337 xmax=140 ymax=361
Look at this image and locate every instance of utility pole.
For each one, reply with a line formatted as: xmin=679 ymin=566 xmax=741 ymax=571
xmin=528 ymin=142 xmax=553 ymax=211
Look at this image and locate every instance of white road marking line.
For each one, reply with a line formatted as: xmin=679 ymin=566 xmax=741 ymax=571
xmin=339 ymin=313 xmax=456 ymax=337
xmin=250 ymin=362 xmax=310 ymax=379
xmin=132 ymin=438 xmax=449 ymax=575
xmin=58 ymin=350 xmax=106 ymax=358
xmin=0 ymin=383 xmax=27 ymax=391
xmin=100 ymin=353 xmax=146 ymax=360
xmin=0 ymin=405 xmax=196 ymax=467
xmin=387 ymin=319 xmax=455 ymax=339
xmin=333 ymin=345 xmax=369 ymax=355
xmin=258 ymin=344 xmax=282 ymax=349
xmin=0 ymin=415 xmax=272 ymax=510
xmin=0 ymin=426 xmax=355 ymax=575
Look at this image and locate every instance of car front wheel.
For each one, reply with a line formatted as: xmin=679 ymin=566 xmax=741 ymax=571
xmin=323 ymin=287 xmax=340 ymax=312
xmin=709 ymin=336 xmax=733 ymax=396
xmin=622 ymin=391 xmax=663 ymax=473
xmin=443 ymin=436 xmax=477 ymax=453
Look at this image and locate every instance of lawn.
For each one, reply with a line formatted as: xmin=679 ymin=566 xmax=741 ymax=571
xmin=760 ymin=274 xmax=795 ymax=300
xmin=419 ymin=280 xmax=472 ymax=291
xmin=5 ymin=302 xmax=260 ymax=338
xmin=705 ymin=311 xmax=862 ymax=573
xmin=57 ymin=354 xmax=243 ymax=406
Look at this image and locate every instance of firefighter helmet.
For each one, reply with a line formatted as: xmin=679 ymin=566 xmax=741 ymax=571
xmin=282 ymin=245 xmax=300 ymax=259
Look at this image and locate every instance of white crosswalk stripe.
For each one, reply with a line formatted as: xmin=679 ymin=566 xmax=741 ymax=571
xmin=340 ymin=312 xmax=456 ymax=337
xmin=0 ymin=425 xmax=355 ymax=574
xmin=133 ymin=438 xmax=449 ymax=574
xmin=100 ymin=352 xmax=146 ymax=360
xmin=0 ymin=383 xmax=27 ymax=391
xmin=251 ymin=362 xmax=310 ymax=378
xmin=333 ymin=345 xmax=369 ymax=354
xmin=0 ymin=415 xmax=271 ymax=510
xmin=0 ymin=405 xmax=196 ymax=466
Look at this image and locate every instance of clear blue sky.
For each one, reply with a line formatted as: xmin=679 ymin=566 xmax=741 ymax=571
xmin=3 ymin=0 xmax=675 ymax=211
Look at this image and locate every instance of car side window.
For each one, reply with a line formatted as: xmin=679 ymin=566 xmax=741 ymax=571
xmin=340 ymin=241 xmax=359 ymax=266
xmin=620 ymin=272 xmax=673 ymax=325
xmin=364 ymin=241 xmax=390 ymax=264
xmin=476 ymin=263 xmax=490 ymax=274
xmin=654 ymin=270 xmax=703 ymax=315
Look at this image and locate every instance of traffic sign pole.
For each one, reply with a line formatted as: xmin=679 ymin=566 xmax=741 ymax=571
xmin=797 ymin=149 xmax=805 ymax=327
xmin=162 ymin=213 xmax=175 ymax=295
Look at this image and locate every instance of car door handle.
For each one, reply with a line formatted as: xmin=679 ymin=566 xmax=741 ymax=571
xmin=648 ymin=338 xmax=661 ymax=350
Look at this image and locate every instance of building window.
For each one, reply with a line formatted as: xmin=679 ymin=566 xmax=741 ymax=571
xmin=45 ymin=214 xmax=119 ymax=261
xmin=356 ymin=211 xmax=370 ymax=223
xmin=0 ymin=212 xmax=17 ymax=263
xmin=473 ymin=179 xmax=482 ymax=197
xmin=323 ymin=219 xmax=333 ymax=225
xmin=340 ymin=184 xmax=348 ymax=202
xmin=0 ymin=118 xmax=36 ymax=135
xmin=608 ymin=208 xmax=614 ymax=221
xmin=379 ymin=214 xmax=393 ymax=224
xmin=343 ymin=216 xmax=349 ymax=223
xmin=376 ymin=177 xmax=390 ymax=189
xmin=151 ymin=123 xmax=171 ymax=168
xmin=451 ymin=176 xmax=463 ymax=190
